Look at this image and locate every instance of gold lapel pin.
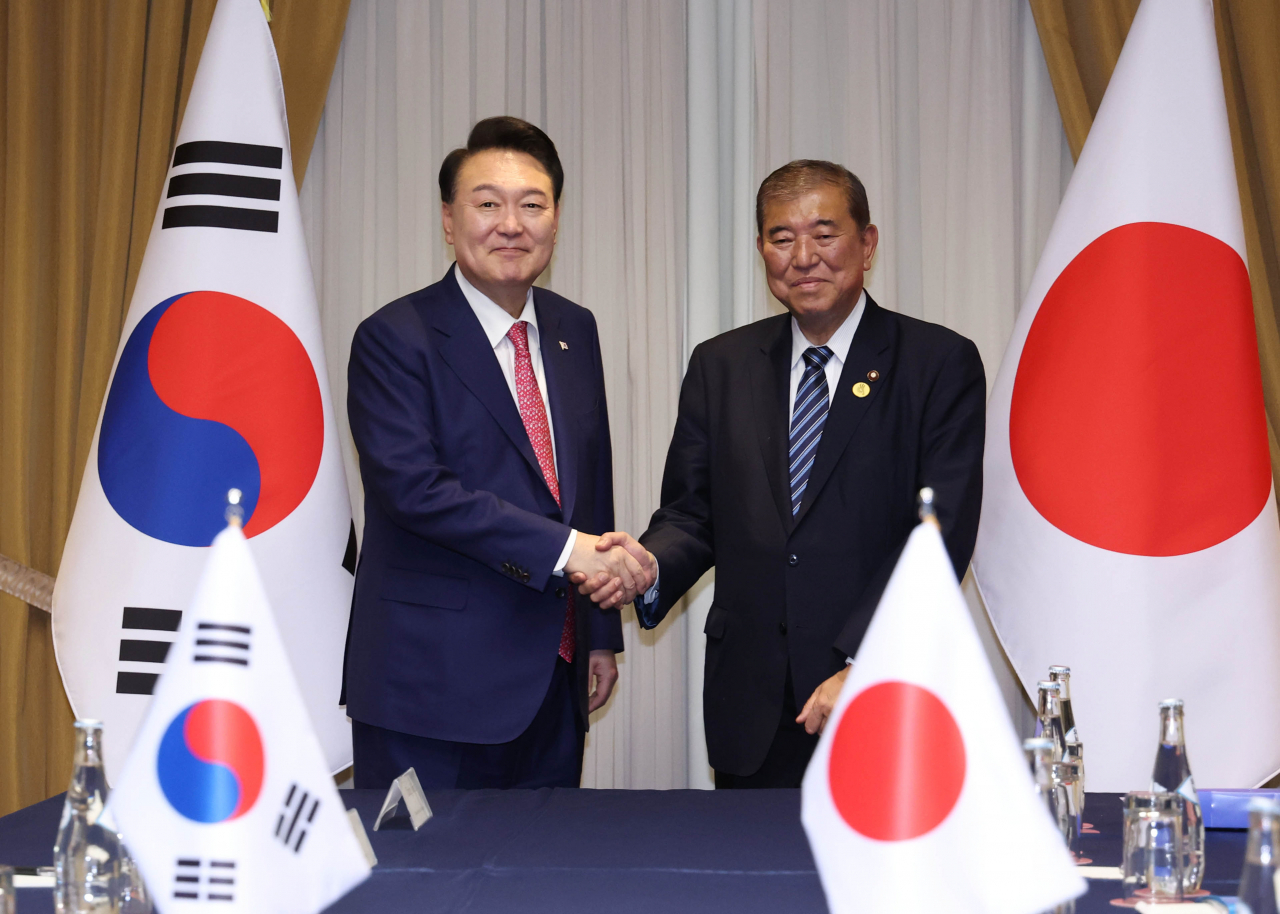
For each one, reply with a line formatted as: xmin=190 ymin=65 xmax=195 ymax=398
xmin=867 ymin=369 xmax=880 ymax=382
xmin=852 ymin=382 xmax=871 ymax=398
xmin=559 ymin=341 xmax=569 ymax=350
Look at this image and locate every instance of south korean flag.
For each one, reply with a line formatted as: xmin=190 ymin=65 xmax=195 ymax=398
xmin=108 ymin=520 xmax=370 ymax=913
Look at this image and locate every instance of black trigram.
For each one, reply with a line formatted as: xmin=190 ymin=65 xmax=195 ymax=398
xmin=173 ymin=857 xmax=235 ymax=902
xmin=276 ymin=783 xmax=319 ymax=854
xmin=162 ymin=141 xmax=282 ymax=234
xmin=116 ymin=606 xmax=182 ymax=695
xmin=194 ymin=622 xmax=252 ymax=667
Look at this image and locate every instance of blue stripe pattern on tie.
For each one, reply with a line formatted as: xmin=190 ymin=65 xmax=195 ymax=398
xmin=789 ymin=346 xmax=834 ymax=516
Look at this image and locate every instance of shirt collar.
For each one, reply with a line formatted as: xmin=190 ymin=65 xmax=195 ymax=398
xmin=454 ymin=265 xmax=538 ymax=349
xmin=790 ymin=289 xmax=866 ymax=370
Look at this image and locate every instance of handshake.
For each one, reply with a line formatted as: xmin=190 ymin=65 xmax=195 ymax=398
xmin=565 ymin=531 xmax=657 ymax=610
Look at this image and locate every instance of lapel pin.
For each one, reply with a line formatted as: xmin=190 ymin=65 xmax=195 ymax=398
xmin=559 ymin=341 xmax=569 ymax=350
xmin=852 ymin=382 xmax=871 ymax=398
xmin=867 ymin=369 xmax=880 ymax=382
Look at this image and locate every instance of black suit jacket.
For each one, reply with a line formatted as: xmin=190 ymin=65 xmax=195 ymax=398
xmin=638 ymin=295 xmax=985 ymax=776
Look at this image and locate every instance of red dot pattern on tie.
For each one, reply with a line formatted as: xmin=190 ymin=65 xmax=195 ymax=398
xmin=507 ymin=321 xmax=575 ymax=663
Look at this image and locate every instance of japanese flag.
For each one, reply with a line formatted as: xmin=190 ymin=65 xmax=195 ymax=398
xmin=108 ymin=523 xmax=370 ymax=913
xmin=972 ymin=0 xmax=1280 ymax=791
xmin=802 ymin=521 xmax=1084 ymax=914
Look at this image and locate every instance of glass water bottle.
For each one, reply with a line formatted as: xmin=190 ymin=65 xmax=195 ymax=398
xmin=53 ymin=720 xmax=120 ymax=914
xmin=1035 ymin=681 xmax=1067 ymax=761
xmin=1150 ymin=699 xmax=1204 ymax=892
xmin=1238 ymin=797 xmax=1280 ymax=914
xmin=1049 ymin=665 xmax=1085 ymax=812
xmin=1025 ymin=738 xmax=1076 ymax=914
xmin=117 ymin=838 xmax=152 ymax=914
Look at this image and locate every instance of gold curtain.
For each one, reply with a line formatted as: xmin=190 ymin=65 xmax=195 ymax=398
xmin=1030 ymin=0 xmax=1280 ymax=487
xmin=0 ymin=0 xmax=349 ymax=818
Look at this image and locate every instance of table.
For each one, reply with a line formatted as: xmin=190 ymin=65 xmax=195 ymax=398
xmin=0 ymin=789 xmax=1250 ymax=913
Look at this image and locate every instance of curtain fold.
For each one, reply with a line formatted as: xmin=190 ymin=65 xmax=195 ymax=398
xmin=0 ymin=0 xmax=349 ymax=818
xmin=1030 ymin=0 xmax=1280 ymax=491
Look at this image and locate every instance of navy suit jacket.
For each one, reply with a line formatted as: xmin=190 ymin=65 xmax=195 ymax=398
xmin=638 ymin=296 xmax=985 ymax=776
xmin=344 ymin=266 xmax=624 ymax=744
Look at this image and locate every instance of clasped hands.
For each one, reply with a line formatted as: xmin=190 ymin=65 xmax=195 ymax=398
xmin=565 ymin=531 xmax=656 ymax=610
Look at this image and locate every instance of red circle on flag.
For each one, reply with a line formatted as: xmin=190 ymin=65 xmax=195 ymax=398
xmin=1010 ymin=222 xmax=1269 ymax=556
xmin=828 ymin=681 xmax=966 ymax=841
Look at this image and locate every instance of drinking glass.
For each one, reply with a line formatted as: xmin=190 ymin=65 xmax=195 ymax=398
xmin=0 ymin=865 xmax=14 ymax=914
xmin=1122 ymin=791 xmax=1184 ymax=904
xmin=1050 ymin=759 xmax=1083 ymax=858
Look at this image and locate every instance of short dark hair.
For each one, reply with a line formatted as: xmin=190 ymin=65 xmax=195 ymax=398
xmin=439 ymin=116 xmax=564 ymax=206
xmin=756 ymin=160 xmax=870 ymax=235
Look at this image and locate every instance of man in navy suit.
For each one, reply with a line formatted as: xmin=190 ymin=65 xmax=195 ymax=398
xmin=580 ymin=161 xmax=985 ymax=788
xmin=344 ymin=117 xmax=653 ymax=789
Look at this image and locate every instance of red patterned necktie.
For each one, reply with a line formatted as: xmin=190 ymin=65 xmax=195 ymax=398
xmin=507 ymin=320 xmax=575 ymax=663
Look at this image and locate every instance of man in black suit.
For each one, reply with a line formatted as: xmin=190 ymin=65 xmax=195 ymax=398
xmin=578 ymin=160 xmax=985 ymax=788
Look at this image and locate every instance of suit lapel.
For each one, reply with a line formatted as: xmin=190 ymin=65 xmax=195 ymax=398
xmin=749 ymin=317 xmax=795 ymax=535
xmin=792 ymin=295 xmax=896 ymax=529
xmin=430 ymin=267 xmax=549 ymax=499
xmin=536 ymin=292 xmax=578 ymax=524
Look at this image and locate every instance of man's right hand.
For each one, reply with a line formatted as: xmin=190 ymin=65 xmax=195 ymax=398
xmin=564 ymin=532 xmax=651 ymax=609
xmin=570 ymin=532 xmax=657 ymax=610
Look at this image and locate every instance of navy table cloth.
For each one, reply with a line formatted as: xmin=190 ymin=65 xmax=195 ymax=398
xmin=0 ymin=789 xmax=1250 ymax=912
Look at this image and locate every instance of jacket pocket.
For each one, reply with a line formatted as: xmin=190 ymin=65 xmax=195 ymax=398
xmin=380 ymin=568 xmax=469 ymax=611
xmin=703 ymin=601 xmax=728 ymax=639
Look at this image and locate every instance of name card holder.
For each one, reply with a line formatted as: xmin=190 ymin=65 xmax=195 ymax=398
xmin=373 ymin=766 xmax=433 ymax=831
xmin=346 ymin=808 xmax=378 ymax=867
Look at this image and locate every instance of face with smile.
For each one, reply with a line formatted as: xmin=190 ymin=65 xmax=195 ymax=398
xmin=757 ymin=183 xmax=879 ymax=344
xmin=442 ymin=148 xmax=560 ymax=316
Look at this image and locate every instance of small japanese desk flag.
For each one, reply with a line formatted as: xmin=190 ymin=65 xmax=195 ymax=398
xmin=802 ymin=519 xmax=1084 ymax=914
xmin=108 ymin=522 xmax=370 ymax=913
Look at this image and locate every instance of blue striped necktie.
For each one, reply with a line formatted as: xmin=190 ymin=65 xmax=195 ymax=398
xmin=789 ymin=346 xmax=834 ymax=515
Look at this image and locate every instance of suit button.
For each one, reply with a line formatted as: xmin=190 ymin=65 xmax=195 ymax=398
xmin=502 ymin=562 xmax=513 ymax=574
xmin=555 ymin=587 xmax=567 ymax=599
xmin=522 ymin=572 xmax=531 ymax=583
xmin=788 ymin=554 xmax=798 ymax=566
xmin=779 ymin=621 xmax=788 ymax=636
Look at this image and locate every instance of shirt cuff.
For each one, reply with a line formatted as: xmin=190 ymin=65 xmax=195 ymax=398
xmin=641 ymin=561 xmax=660 ymax=604
xmin=552 ymin=529 xmax=577 ymax=577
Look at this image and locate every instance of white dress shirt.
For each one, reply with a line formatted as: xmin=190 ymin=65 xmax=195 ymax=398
xmin=788 ymin=290 xmax=865 ymax=425
xmin=641 ymin=291 xmax=868 ymax=653
xmin=454 ymin=267 xmax=577 ymax=574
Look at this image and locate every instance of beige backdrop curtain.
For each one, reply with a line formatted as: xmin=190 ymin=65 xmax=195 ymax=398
xmin=0 ymin=0 xmax=349 ymax=818
xmin=1030 ymin=0 xmax=1280 ymax=489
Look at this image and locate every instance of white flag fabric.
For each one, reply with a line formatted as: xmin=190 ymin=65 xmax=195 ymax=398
xmin=972 ymin=0 xmax=1280 ymax=791
xmin=802 ymin=522 xmax=1084 ymax=914
xmin=109 ymin=524 xmax=370 ymax=913
xmin=52 ymin=0 xmax=354 ymax=780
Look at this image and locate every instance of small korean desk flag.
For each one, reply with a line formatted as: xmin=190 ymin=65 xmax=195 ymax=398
xmin=53 ymin=0 xmax=355 ymax=780
xmin=802 ymin=519 xmax=1084 ymax=914
xmin=109 ymin=521 xmax=370 ymax=913
xmin=972 ymin=0 xmax=1280 ymax=790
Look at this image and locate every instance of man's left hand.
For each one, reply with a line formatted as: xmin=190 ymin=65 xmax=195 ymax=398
xmin=588 ymin=649 xmax=619 ymax=713
xmin=797 ymin=667 xmax=850 ymax=735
